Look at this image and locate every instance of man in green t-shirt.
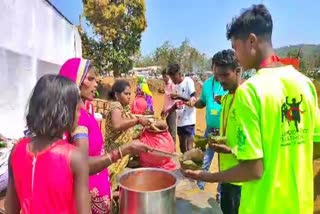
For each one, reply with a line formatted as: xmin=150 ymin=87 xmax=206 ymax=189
xmin=209 ymin=49 xmax=243 ymax=214
xmin=183 ymin=4 xmax=320 ymax=214
xmin=190 ymin=54 xmax=226 ymax=192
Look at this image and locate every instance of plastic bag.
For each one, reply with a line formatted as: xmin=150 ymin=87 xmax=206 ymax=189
xmin=139 ymin=129 xmax=177 ymax=170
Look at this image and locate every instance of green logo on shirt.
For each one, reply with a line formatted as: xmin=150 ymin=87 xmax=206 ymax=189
xmin=237 ymin=127 xmax=246 ymax=151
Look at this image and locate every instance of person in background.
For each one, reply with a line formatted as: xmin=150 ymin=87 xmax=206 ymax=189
xmin=211 ymin=49 xmax=242 ymax=214
xmin=137 ymin=77 xmax=154 ymax=114
xmin=5 ymin=75 xmax=90 ymax=214
xmin=59 ymin=58 xmax=151 ymax=214
xmin=183 ymin=4 xmax=320 ymax=214
xmin=190 ymin=53 xmax=227 ymax=193
xmin=167 ymin=63 xmax=196 ymax=153
xmin=241 ymin=69 xmax=256 ymax=80
xmin=103 ymin=80 xmax=151 ymax=191
xmin=131 ymin=85 xmax=148 ymax=115
xmin=161 ymin=69 xmax=177 ymax=144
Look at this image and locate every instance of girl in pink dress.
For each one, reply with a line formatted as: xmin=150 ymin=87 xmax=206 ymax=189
xmin=59 ymin=58 xmax=152 ymax=214
xmin=5 ymin=75 xmax=90 ymax=213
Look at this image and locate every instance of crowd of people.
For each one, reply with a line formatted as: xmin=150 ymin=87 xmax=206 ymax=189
xmin=182 ymin=4 xmax=320 ymax=214
xmin=2 ymin=3 xmax=320 ymax=214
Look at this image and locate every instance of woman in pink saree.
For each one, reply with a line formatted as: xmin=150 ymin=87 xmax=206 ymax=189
xmin=59 ymin=58 xmax=151 ymax=214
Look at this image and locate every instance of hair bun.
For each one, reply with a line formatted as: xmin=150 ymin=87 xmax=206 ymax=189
xmin=108 ymin=91 xmax=115 ymax=100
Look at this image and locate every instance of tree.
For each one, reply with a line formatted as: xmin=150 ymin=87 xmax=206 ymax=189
xmin=176 ymin=39 xmax=209 ymax=73
xmin=153 ymin=41 xmax=176 ymax=68
xmin=315 ymin=55 xmax=320 ymax=68
xmin=286 ymin=48 xmax=308 ymax=73
xmin=79 ymin=27 xmax=111 ymax=75
xmin=286 ymin=48 xmax=300 ymax=58
xmin=133 ymin=50 xmax=154 ymax=67
xmin=82 ymin=0 xmax=147 ymax=77
xmin=134 ymin=39 xmax=211 ymax=73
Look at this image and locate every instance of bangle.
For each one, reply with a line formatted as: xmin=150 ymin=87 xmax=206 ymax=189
xmin=72 ymin=133 xmax=88 ymax=141
xmin=119 ymin=147 xmax=123 ymax=158
xmin=106 ymin=153 xmax=112 ymax=163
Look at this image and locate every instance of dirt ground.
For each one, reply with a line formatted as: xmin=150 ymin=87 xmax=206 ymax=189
xmin=100 ymin=77 xmax=320 ymax=212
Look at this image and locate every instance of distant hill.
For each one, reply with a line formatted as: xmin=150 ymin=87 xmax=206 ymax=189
xmin=276 ymin=44 xmax=320 ymax=58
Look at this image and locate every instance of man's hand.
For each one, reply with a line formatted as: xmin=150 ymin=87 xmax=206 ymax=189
xmin=185 ymin=99 xmax=196 ymax=107
xmin=170 ymin=93 xmax=179 ymax=100
xmin=208 ymin=143 xmax=232 ymax=154
xmin=160 ymin=110 xmax=168 ymax=119
xmin=181 ymin=169 xmax=214 ymax=182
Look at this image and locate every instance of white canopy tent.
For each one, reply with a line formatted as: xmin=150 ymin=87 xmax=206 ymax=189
xmin=0 ymin=0 xmax=82 ymax=138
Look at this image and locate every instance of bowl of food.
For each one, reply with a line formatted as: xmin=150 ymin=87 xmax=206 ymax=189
xmin=179 ymin=148 xmax=204 ymax=170
xmin=194 ymin=135 xmax=208 ymax=151
xmin=208 ymin=135 xmax=227 ymax=145
xmin=180 ymin=160 xmax=202 ymax=170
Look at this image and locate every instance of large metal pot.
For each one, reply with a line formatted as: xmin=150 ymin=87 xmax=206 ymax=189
xmin=118 ymin=168 xmax=178 ymax=214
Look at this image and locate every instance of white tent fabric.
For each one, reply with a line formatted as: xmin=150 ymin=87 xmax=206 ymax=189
xmin=0 ymin=0 xmax=82 ymax=138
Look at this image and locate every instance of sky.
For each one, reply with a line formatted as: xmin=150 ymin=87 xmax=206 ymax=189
xmin=50 ymin=0 xmax=320 ymax=56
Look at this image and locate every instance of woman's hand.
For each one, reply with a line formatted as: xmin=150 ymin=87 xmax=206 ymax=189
xmin=122 ymin=140 xmax=152 ymax=156
xmin=137 ymin=117 xmax=151 ymax=127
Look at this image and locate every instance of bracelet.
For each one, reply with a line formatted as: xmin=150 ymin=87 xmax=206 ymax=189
xmin=106 ymin=153 xmax=113 ymax=163
xmin=118 ymin=147 xmax=123 ymax=158
xmin=72 ymin=133 xmax=88 ymax=141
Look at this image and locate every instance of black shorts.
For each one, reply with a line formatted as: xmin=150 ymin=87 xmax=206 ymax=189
xmin=177 ymin=125 xmax=195 ymax=137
